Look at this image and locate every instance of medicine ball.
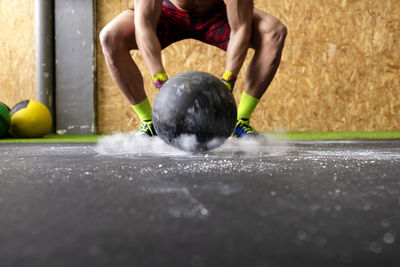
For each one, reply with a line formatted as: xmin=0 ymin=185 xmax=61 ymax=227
xmin=153 ymin=71 xmax=237 ymax=152
xmin=9 ymin=100 xmax=52 ymax=138
xmin=0 ymin=102 xmax=11 ymax=138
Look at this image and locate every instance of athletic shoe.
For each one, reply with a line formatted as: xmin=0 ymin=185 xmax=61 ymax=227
xmin=137 ymin=120 xmax=157 ymax=137
xmin=231 ymin=119 xmax=259 ymax=138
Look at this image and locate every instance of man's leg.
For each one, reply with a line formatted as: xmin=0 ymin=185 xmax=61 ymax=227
xmin=246 ymin=9 xmax=287 ymax=99
xmin=245 ymin=9 xmax=287 ymax=98
xmin=100 ymin=10 xmax=155 ymax=136
xmin=233 ymin=9 xmax=287 ymax=136
xmin=100 ymin=10 xmax=147 ymax=105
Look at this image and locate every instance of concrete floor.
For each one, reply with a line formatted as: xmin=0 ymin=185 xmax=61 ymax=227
xmin=0 ymin=138 xmax=399 ymax=267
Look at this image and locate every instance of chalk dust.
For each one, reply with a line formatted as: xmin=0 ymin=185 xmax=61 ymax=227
xmin=95 ymin=132 xmax=291 ymax=157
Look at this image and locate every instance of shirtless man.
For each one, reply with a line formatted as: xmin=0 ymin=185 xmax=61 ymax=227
xmin=100 ymin=0 xmax=287 ymax=137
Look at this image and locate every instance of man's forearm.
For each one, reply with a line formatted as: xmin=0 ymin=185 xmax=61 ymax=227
xmin=225 ymin=25 xmax=252 ymax=75
xmin=225 ymin=0 xmax=253 ymax=76
xmin=135 ymin=26 xmax=164 ymax=75
xmin=134 ymin=0 xmax=165 ymax=76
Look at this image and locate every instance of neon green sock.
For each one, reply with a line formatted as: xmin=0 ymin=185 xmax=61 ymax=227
xmin=131 ymin=98 xmax=152 ymax=121
xmin=237 ymin=91 xmax=260 ymax=120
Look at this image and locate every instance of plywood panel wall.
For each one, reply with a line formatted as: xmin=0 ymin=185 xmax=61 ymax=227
xmin=98 ymin=0 xmax=399 ymax=133
xmin=0 ymin=0 xmax=36 ymax=108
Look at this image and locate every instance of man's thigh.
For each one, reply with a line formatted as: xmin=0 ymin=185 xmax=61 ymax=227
xmin=155 ymin=1 xmax=191 ymax=49
xmin=194 ymin=6 xmax=230 ymax=51
xmin=126 ymin=3 xmax=189 ymax=50
xmin=103 ymin=10 xmax=138 ymax=50
xmin=157 ymin=1 xmax=231 ymax=50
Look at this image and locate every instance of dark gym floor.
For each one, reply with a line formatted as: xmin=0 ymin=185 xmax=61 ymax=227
xmin=0 ymin=138 xmax=399 ymax=267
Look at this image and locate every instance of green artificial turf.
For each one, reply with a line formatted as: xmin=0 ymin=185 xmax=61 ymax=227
xmin=266 ymin=131 xmax=400 ymax=141
xmin=0 ymin=134 xmax=102 ymax=143
xmin=0 ymin=131 xmax=399 ymax=143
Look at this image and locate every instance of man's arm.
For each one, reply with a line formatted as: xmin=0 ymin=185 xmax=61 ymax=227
xmin=225 ymin=0 xmax=253 ymax=77
xmin=134 ymin=0 xmax=165 ymax=76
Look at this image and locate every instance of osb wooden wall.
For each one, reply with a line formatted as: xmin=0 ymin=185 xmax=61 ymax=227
xmin=0 ymin=1 xmax=398 ymax=133
xmin=101 ymin=0 xmax=398 ymax=133
xmin=0 ymin=0 xmax=36 ymax=108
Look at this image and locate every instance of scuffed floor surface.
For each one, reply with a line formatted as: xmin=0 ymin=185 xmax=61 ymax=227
xmin=0 ymin=138 xmax=399 ymax=267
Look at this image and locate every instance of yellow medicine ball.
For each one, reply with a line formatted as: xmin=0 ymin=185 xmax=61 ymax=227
xmin=9 ymin=100 xmax=52 ymax=138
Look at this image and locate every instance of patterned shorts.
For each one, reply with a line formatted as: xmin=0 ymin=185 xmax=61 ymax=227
xmin=129 ymin=0 xmax=230 ymax=50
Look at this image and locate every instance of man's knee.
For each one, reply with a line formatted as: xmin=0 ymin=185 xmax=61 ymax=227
xmin=99 ymin=26 xmax=118 ymax=51
xmin=100 ymin=24 xmax=137 ymax=56
xmin=265 ymin=20 xmax=287 ymax=47
xmin=276 ymin=22 xmax=288 ymax=43
xmin=251 ymin=12 xmax=287 ymax=51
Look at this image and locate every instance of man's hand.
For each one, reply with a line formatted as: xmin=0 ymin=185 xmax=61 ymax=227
xmin=221 ymin=71 xmax=237 ymax=92
xmin=152 ymin=71 xmax=168 ymax=91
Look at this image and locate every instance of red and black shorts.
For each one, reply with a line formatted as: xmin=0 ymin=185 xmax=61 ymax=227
xmin=129 ymin=0 xmax=231 ymax=50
